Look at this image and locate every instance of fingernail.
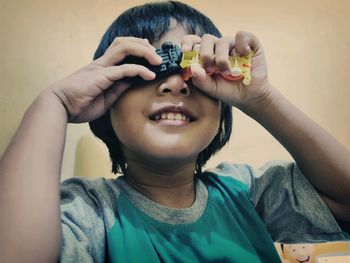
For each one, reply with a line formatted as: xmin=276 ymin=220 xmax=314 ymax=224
xmin=182 ymin=44 xmax=190 ymax=52
xmin=193 ymin=44 xmax=200 ymax=52
xmin=156 ymin=55 xmax=163 ymax=63
xmin=148 ymin=71 xmax=156 ymax=79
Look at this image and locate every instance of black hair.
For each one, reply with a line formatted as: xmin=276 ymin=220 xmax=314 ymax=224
xmin=89 ymin=1 xmax=233 ymax=175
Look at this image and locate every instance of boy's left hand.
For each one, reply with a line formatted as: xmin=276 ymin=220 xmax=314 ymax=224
xmin=181 ymin=31 xmax=272 ymax=111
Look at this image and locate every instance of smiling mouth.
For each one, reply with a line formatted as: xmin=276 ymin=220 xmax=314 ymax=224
xmin=149 ymin=108 xmax=197 ymax=126
xmin=297 ymin=256 xmax=310 ymax=263
xmin=149 ymin=111 xmax=194 ymax=122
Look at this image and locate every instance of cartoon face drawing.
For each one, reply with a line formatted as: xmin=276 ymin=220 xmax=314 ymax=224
xmin=282 ymin=243 xmax=315 ymax=263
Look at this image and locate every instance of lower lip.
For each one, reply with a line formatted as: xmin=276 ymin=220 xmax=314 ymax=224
xmin=152 ymin=119 xmax=191 ymax=127
xmin=298 ymin=257 xmax=310 ymax=263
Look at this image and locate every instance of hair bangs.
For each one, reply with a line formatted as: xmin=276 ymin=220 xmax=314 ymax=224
xmin=94 ymin=1 xmax=222 ymax=60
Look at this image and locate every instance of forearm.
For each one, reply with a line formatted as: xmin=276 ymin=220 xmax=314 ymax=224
xmin=0 ymin=89 xmax=67 ymax=262
xmin=241 ymin=86 xmax=350 ymax=204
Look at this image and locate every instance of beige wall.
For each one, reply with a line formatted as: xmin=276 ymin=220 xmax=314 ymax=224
xmin=1 ymin=0 xmax=349 ymax=180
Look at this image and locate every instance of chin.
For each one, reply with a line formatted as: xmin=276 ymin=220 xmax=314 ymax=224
xmin=120 ymin=130 xmax=212 ymax=167
xmin=137 ymin=143 xmax=198 ymax=164
xmin=150 ymin=147 xmax=198 ymax=162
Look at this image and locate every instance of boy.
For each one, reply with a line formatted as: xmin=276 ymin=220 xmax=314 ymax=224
xmin=0 ymin=1 xmax=349 ymax=262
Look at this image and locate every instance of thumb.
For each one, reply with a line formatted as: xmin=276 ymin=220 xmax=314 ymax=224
xmin=190 ymin=64 xmax=218 ymax=98
xmin=104 ymin=81 xmax=130 ymax=109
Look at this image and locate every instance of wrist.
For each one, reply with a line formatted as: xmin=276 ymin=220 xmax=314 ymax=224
xmin=31 ymin=88 xmax=69 ymax=123
xmin=238 ymin=83 xmax=278 ymax=117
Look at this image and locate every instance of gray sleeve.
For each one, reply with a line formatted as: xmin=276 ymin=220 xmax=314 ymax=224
xmin=213 ymin=160 xmax=348 ymax=243
xmin=60 ymin=177 xmax=106 ymax=263
xmin=249 ymin=161 xmax=348 ymax=243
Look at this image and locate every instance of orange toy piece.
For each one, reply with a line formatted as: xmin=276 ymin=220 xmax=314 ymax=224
xmin=180 ymin=47 xmax=253 ymax=85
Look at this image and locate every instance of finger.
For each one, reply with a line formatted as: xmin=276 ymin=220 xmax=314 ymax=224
xmin=190 ymin=64 xmax=218 ymax=98
xmin=181 ymin=35 xmax=201 ymax=52
xmin=96 ymin=41 xmax=162 ymax=67
xmin=108 ymin=36 xmax=154 ymax=50
xmin=82 ymin=81 xmax=130 ymax=122
xmin=215 ymin=36 xmax=235 ymax=74
xmin=102 ymin=64 xmax=156 ymax=83
xmin=200 ymin=34 xmax=218 ymax=73
xmin=234 ymin=31 xmax=260 ymax=56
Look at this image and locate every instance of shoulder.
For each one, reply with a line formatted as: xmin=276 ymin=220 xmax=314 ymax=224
xmin=61 ymin=176 xmax=121 ymax=204
xmin=204 ymin=162 xmax=255 ymax=188
xmin=60 ymin=176 xmax=123 ymax=262
xmin=60 ymin=176 xmax=123 ymax=228
xmin=204 ymin=161 xmax=303 ymax=197
xmin=201 ymin=163 xmax=254 ymax=200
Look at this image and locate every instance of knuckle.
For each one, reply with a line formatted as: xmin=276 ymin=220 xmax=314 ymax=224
xmin=142 ymin=38 xmax=149 ymax=43
xmin=125 ymin=64 xmax=141 ymax=73
xmin=236 ymin=30 xmax=247 ymax=37
xmin=215 ymin=58 xmax=229 ymax=69
xmin=117 ymin=64 xmax=128 ymax=72
xmin=202 ymin=34 xmax=217 ymax=41
xmin=201 ymin=54 xmax=214 ymax=66
xmin=112 ymin=36 xmax=124 ymax=45
xmin=202 ymin=33 xmax=211 ymax=39
xmin=220 ymin=36 xmax=234 ymax=43
xmin=97 ymin=74 xmax=111 ymax=85
xmin=236 ymin=30 xmax=254 ymax=42
xmin=117 ymin=41 xmax=131 ymax=55
xmin=181 ymin=35 xmax=201 ymax=48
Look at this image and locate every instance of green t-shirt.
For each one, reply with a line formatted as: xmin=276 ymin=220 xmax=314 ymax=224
xmin=106 ymin=173 xmax=280 ymax=262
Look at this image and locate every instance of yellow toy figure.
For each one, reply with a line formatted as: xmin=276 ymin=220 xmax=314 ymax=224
xmin=281 ymin=243 xmax=315 ymax=263
xmin=180 ymin=44 xmax=253 ymax=85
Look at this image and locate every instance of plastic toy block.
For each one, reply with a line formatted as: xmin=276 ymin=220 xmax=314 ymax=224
xmin=119 ymin=42 xmax=182 ymax=85
xmin=180 ymin=48 xmax=253 ymax=85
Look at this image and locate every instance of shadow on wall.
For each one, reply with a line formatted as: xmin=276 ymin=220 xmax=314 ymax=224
xmin=74 ymin=134 xmax=116 ymax=179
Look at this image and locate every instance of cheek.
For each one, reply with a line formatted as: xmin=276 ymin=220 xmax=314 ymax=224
xmin=204 ymin=101 xmax=221 ymax=135
xmin=111 ymin=109 xmax=142 ymax=146
xmin=286 ymin=249 xmax=298 ymax=258
xmin=304 ymin=247 xmax=314 ymax=256
xmin=110 ymin=96 xmax=142 ymax=145
xmin=194 ymin=106 xmax=221 ymax=151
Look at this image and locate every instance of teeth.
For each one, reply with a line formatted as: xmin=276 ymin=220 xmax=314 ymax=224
xmin=174 ymin=113 xmax=182 ymax=120
xmin=154 ymin=112 xmax=190 ymax=121
xmin=167 ymin=113 xmax=174 ymax=120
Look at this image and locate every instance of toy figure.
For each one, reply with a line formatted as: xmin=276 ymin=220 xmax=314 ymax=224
xmin=181 ymin=44 xmax=253 ymax=84
xmin=281 ymin=243 xmax=315 ymax=263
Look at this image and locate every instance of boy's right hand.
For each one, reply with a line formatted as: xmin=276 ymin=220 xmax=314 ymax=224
xmin=181 ymin=32 xmax=271 ymax=112
xmin=48 ymin=37 xmax=162 ymax=123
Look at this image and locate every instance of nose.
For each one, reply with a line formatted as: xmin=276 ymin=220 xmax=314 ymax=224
xmin=157 ymin=74 xmax=190 ymax=96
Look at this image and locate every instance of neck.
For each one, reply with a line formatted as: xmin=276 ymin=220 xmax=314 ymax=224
xmin=124 ymin=160 xmax=197 ymax=208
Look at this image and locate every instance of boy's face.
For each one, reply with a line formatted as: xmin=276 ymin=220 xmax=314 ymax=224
xmin=110 ymin=24 xmax=221 ymax=167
